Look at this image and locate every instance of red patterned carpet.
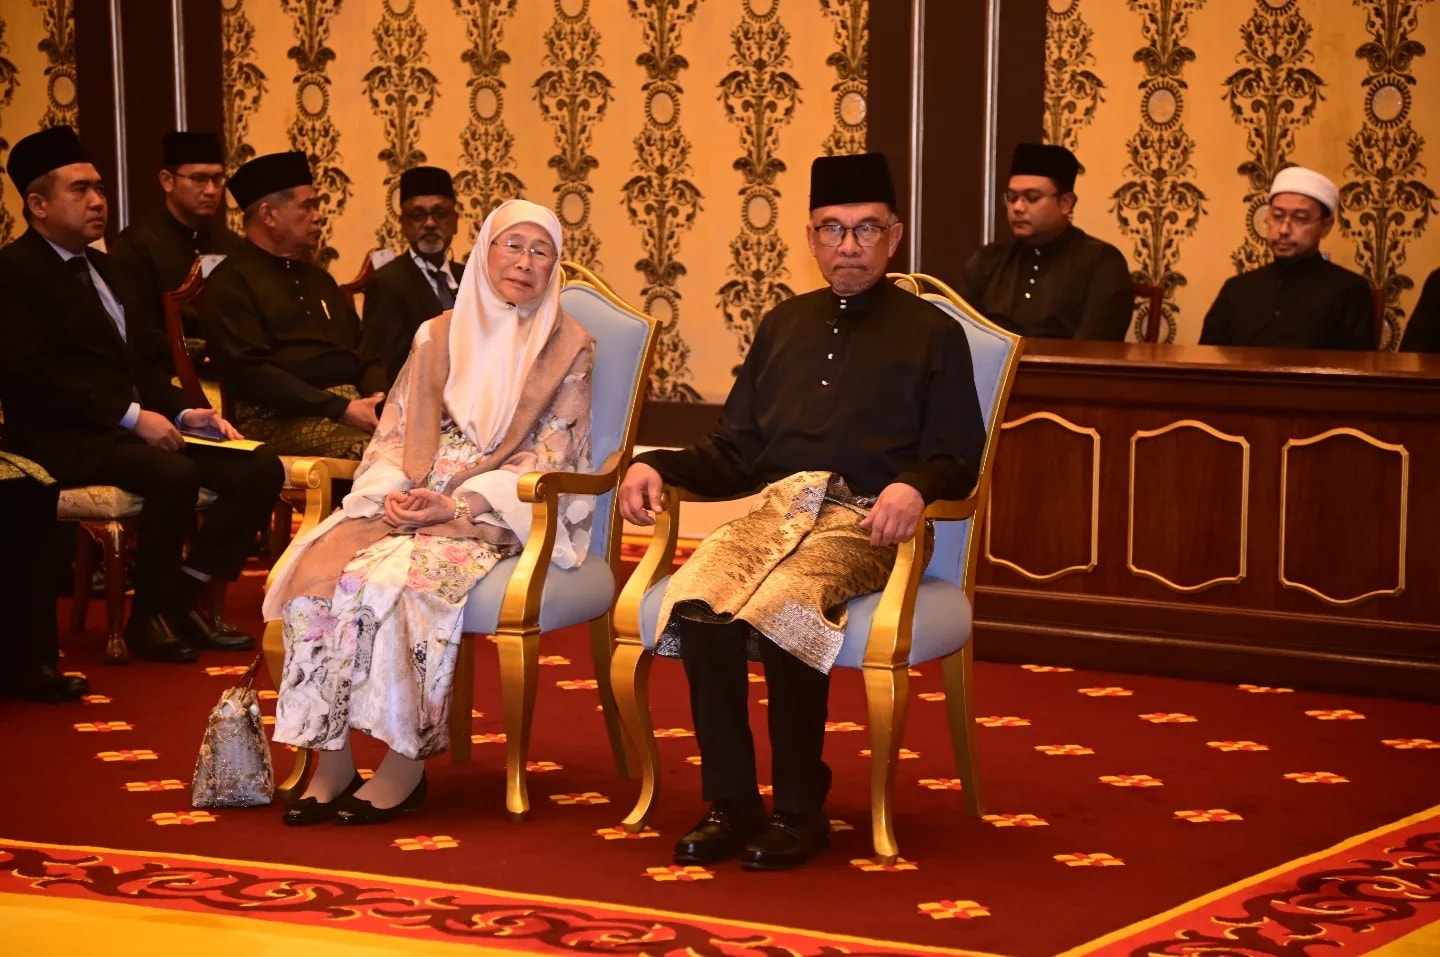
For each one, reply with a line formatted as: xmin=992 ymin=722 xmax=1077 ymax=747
xmin=2 ymin=564 xmax=1439 ymax=956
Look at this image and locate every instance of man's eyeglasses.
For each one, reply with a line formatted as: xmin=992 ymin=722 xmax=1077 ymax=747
xmin=402 ymin=206 xmax=458 ymax=225
xmin=491 ymin=239 xmax=555 ymax=263
xmin=175 ymin=172 xmax=226 ymax=188
xmin=1267 ymin=208 xmax=1321 ymax=227
xmin=812 ymin=223 xmax=892 ymax=247
xmin=1001 ymin=189 xmax=1060 ymax=206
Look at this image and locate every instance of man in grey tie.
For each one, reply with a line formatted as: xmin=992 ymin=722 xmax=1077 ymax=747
xmin=358 ymin=166 xmax=466 ymax=390
xmin=0 ymin=125 xmax=283 ymax=664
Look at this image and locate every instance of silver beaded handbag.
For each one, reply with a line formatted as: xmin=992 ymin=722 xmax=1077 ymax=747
xmin=191 ymin=656 xmax=274 ymax=808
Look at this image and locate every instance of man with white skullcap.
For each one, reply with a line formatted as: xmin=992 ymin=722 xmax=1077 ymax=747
xmin=1199 ymin=166 xmax=1375 ymax=350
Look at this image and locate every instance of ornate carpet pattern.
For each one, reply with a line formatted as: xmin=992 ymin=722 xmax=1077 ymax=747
xmin=2 ymin=568 xmax=1438 ymax=956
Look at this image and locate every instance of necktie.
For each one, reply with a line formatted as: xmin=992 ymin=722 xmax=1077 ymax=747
xmin=426 ymin=263 xmax=456 ymax=310
xmin=69 ymin=255 xmax=127 ymax=341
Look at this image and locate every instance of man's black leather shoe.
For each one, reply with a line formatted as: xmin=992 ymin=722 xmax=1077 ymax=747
xmin=124 ymin=614 xmax=198 ymax=663
xmin=0 ymin=664 xmax=88 ymax=703
xmin=673 ymin=801 xmax=767 ymax=865
xmin=740 ymin=811 xmax=830 ymax=871
xmin=172 ymin=608 xmax=255 ymax=651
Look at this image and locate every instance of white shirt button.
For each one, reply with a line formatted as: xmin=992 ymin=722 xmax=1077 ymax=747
xmin=821 ymin=379 xmax=829 ymax=386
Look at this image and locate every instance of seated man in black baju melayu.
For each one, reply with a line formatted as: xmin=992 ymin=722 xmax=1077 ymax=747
xmin=1200 ymin=166 xmax=1375 ymax=350
xmin=110 ymin=131 xmax=241 ymax=343
xmin=961 ymin=143 xmax=1133 ymax=340
xmin=198 ymin=151 xmax=388 ymax=459
xmin=618 ymin=153 xmax=986 ymax=872
xmin=359 ymin=165 xmax=466 ymax=391
xmin=0 ymin=126 xmax=283 ymax=664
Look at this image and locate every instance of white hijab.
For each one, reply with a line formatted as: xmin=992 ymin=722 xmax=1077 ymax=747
xmin=444 ymin=199 xmax=564 ymax=453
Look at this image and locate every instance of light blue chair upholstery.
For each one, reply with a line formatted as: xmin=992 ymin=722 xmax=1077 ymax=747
xmin=610 ymin=273 xmax=1023 ymax=862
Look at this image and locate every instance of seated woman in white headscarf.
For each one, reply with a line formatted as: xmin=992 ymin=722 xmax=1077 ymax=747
xmin=263 ymin=199 xmax=594 ymax=826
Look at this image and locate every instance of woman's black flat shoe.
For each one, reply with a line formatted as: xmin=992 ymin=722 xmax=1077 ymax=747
xmin=334 ymin=773 xmax=428 ymax=826
xmin=282 ymin=773 xmax=364 ymax=826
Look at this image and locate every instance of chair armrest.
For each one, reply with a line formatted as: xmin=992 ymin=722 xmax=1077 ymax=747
xmin=860 ymin=490 xmax=978 ymax=670
xmin=924 ymin=490 xmax=978 ymax=522
xmin=496 ymin=450 xmax=626 ymax=629
xmin=265 ymin=456 xmax=357 ymax=591
xmin=515 ymin=449 xmax=623 ymax=502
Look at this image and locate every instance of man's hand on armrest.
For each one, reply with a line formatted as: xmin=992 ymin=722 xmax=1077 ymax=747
xmin=618 ymin=461 xmax=664 ymax=527
xmin=859 ymin=482 xmax=924 ymax=547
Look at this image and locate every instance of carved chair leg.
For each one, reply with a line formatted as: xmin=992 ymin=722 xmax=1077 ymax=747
xmin=449 ymin=636 xmax=476 ymax=765
xmin=276 ymin=747 xmax=314 ymax=802
xmin=92 ymin=521 xmax=130 ymax=665
xmin=589 ymin=616 xmax=634 ymax=780
xmin=861 ymin=663 xmax=909 ymax=864
xmin=496 ymin=629 xmax=541 ymax=822
xmin=261 ymin=620 xmax=286 ymax=690
xmin=69 ymin=525 xmax=94 ymax=633
xmin=611 ymin=643 xmax=659 ymax=831
xmin=941 ymin=646 xmax=985 ymax=817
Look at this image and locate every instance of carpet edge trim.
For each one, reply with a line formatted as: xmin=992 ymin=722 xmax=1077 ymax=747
xmin=0 ymin=835 xmax=1015 ymax=957
xmin=1050 ymin=801 xmax=1440 ymax=957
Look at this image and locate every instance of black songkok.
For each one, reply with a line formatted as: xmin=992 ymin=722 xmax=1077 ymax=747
xmin=1009 ymin=143 xmax=1080 ymax=193
xmin=226 ymin=150 xmax=313 ymax=211
xmin=399 ymin=165 xmax=456 ymax=202
xmin=809 ymin=152 xmax=897 ymax=211
xmin=162 ymin=131 xmax=225 ymax=167
xmin=6 ymin=125 xmax=89 ymax=194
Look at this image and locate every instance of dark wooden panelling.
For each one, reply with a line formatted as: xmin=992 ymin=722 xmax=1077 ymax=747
xmin=1279 ymin=432 xmax=1406 ymax=606
xmin=1128 ymin=424 xmax=1247 ymax=592
xmin=975 ymin=341 xmax=1440 ymax=700
xmin=986 ymin=414 xmax=1096 ymax=582
xmin=182 ymin=2 xmax=225 ymax=139
xmin=73 ymin=0 xmax=117 ymax=239
xmin=117 ymin=0 xmax=177 ymax=227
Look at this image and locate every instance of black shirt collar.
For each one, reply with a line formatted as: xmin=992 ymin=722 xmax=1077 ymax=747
xmin=1272 ymin=250 xmax=1327 ymax=272
xmin=829 ymin=279 xmax=885 ymax=317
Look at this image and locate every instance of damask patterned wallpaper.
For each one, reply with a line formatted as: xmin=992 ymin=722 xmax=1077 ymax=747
xmin=1046 ymin=0 xmax=1438 ymax=348
xmin=219 ymin=0 xmax=868 ymax=401
xmin=0 ymin=0 xmax=78 ymax=247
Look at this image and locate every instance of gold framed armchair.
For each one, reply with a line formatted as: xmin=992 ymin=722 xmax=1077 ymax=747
xmin=610 ymin=272 xmax=1024 ymax=863
xmin=266 ymin=263 xmax=660 ymax=821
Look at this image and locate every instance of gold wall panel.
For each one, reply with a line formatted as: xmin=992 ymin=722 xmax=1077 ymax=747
xmin=1045 ymin=0 xmax=1440 ymax=347
xmin=985 ymin=411 xmax=1100 ymax=583
xmin=1279 ymin=427 xmax=1408 ymax=606
xmin=1128 ymin=419 xmax=1250 ymax=593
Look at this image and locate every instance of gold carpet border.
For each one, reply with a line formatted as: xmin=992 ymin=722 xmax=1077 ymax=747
xmin=0 ymin=837 xmax=1011 ymax=957
xmin=1054 ymin=802 xmax=1440 ymax=957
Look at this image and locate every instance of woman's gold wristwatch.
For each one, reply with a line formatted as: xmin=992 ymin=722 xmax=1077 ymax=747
xmin=453 ymin=496 xmax=472 ymax=522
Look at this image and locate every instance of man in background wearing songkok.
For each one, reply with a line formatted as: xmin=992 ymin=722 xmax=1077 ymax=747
xmin=618 ymin=152 xmax=985 ymax=872
xmin=961 ymin=143 xmax=1132 ymax=340
xmin=359 ymin=165 xmax=466 ymax=390
xmin=110 ymin=131 xmax=241 ymax=341
xmin=0 ymin=126 xmax=282 ymax=664
xmin=1200 ymin=166 xmax=1375 ymax=350
xmin=199 ymin=151 xmax=388 ymax=458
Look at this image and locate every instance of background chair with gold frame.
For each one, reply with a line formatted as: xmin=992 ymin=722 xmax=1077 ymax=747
xmin=266 ymin=262 xmax=660 ymax=821
xmin=609 ymin=272 xmax=1024 ymax=863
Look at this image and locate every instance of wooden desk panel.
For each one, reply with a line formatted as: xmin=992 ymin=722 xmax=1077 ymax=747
xmin=975 ymin=342 xmax=1440 ymax=699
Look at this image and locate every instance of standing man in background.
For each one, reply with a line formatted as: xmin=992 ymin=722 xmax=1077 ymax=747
xmin=359 ymin=166 xmax=465 ymax=389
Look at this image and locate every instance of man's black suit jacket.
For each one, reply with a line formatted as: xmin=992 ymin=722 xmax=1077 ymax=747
xmin=359 ymin=252 xmax=465 ymax=389
xmin=0 ymin=228 xmax=188 ymax=485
